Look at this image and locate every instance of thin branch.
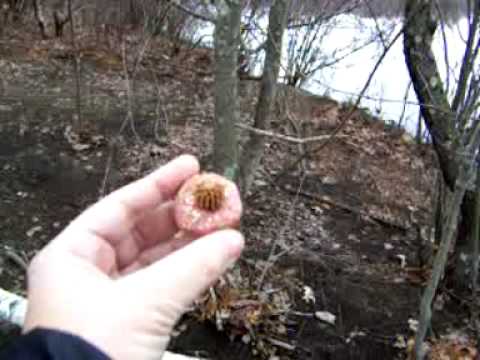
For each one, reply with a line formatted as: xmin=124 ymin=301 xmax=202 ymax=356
xmin=276 ymin=25 xmax=404 ymax=178
xmin=286 ymin=1 xmax=359 ymax=30
xmin=433 ymin=0 xmax=452 ymax=97
xmin=398 ymin=81 xmax=412 ymax=128
xmin=311 ymin=78 xmax=452 ymax=114
xmin=68 ymin=0 xmax=82 ymax=128
xmin=256 ymin=173 xmax=306 ymax=290
xmin=282 ymin=187 xmax=409 ymax=230
xmin=236 ymin=123 xmax=345 ymax=144
xmin=360 ymin=0 xmax=387 ymax=48
xmin=170 ymin=1 xmax=215 ymax=23
xmin=3 ymin=246 xmax=28 ymax=272
xmin=452 ymin=0 xmax=480 ymax=113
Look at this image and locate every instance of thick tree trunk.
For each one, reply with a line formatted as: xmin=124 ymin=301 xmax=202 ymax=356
xmin=403 ymin=0 xmax=480 ymax=290
xmin=238 ymin=0 xmax=290 ymax=193
xmin=403 ymin=0 xmax=457 ymax=188
xmin=408 ymin=14 xmax=480 ymax=341
xmin=213 ymin=0 xmax=242 ymax=179
xmin=471 ymin=165 xmax=480 ymax=290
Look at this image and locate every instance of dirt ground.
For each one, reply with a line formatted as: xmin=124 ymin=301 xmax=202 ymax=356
xmin=0 ymin=28 xmax=475 ymax=359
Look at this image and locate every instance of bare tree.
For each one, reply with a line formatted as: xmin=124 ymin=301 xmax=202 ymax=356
xmin=402 ymin=0 xmax=480 ymax=357
xmin=283 ymin=0 xmax=368 ymax=87
xmin=0 ymin=0 xmax=27 ymax=25
xmin=239 ymin=0 xmax=290 ymax=192
xmin=32 ymin=0 xmax=47 ymax=38
xmin=212 ymin=0 xmax=243 ymax=178
xmin=404 ymin=0 xmax=480 ymax=281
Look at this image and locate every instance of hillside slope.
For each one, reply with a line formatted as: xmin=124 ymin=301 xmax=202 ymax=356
xmin=0 ymin=30 xmax=461 ymax=360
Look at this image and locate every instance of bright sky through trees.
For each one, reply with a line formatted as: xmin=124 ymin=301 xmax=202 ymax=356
xmin=306 ymin=15 xmax=469 ymax=134
xmin=196 ymin=11 xmax=469 ymax=135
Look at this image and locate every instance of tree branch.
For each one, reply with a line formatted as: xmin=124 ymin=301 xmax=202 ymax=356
xmin=452 ymin=0 xmax=480 ymax=113
xmin=276 ymin=24 xmax=404 ymax=179
xmin=236 ymin=123 xmax=346 ymax=144
xmin=170 ymin=1 xmax=215 ymax=23
xmin=238 ymin=0 xmax=290 ymax=191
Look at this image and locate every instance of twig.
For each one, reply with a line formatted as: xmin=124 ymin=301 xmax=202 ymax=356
xmin=170 ymin=1 xmax=215 ymax=23
xmin=283 ymin=187 xmax=409 ymax=231
xmin=285 ymin=106 xmax=308 ymax=172
xmin=99 ymin=48 xmax=139 ymax=199
xmin=153 ymin=81 xmax=169 ymax=144
xmin=3 ymin=246 xmax=28 ymax=272
xmin=275 ymin=25 xmax=404 ymax=179
xmin=256 ymin=173 xmax=307 ymax=290
xmin=236 ymin=123 xmax=345 ymax=144
xmin=121 ymin=41 xmax=141 ymax=143
xmin=68 ymin=0 xmax=82 ymax=128
xmin=98 ymin=140 xmax=115 ymax=199
xmin=264 ymin=336 xmax=296 ymax=351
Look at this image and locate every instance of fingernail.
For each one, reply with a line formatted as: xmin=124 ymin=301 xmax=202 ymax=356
xmin=219 ymin=231 xmax=244 ymax=272
xmin=210 ymin=230 xmax=244 ymax=273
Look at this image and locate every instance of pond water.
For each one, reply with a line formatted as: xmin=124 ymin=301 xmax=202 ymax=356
xmin=196 ymin=13 xmax=469 ymax=135
xmin=304 ymin=14 xmax=469 ymax=135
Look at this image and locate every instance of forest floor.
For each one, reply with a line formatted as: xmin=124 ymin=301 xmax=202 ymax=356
xmin=0 ymin=27 xmax=477 ymax=359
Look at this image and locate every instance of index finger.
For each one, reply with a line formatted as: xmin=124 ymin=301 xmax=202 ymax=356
xmin=71 ymin=154 xmax=199 ymax=244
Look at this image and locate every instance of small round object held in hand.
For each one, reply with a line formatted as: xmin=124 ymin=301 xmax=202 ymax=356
xmin=174 ymin=173 xmax=243 ymax=235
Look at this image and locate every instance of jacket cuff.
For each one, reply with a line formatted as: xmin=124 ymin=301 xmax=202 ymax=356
xmin=0 ymin=327 xmax=111 ymax=360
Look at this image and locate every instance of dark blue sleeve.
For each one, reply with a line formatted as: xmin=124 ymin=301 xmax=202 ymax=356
xmin=0 ymin=328 xmax=111 ymax=360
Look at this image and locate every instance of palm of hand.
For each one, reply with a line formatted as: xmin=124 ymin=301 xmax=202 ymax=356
xmin=24 ymin=155 xmax=244 ymax=360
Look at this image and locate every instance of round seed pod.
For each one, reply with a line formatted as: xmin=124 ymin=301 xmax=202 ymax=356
xmin=174 ymin=173 xmax=243 ymax=235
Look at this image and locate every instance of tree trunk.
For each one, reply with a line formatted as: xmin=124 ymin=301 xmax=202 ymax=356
xmin=32 ymin=0 xmax=47 ymax=39
xmin=238 ymin=0 xmax=290 ymax=193
xmin=67 ymin=0 xmax=82 ymax=130
xmin=403 ymin=0 xmax=480 ymax=290
xmin=213 ymin=0 xmax=242 ymax=180
xmin=53 ymin=1 xmax=71 ymax=38
xmin=415 ymin=157 xmax=473 ymax=359
xmin=403 ymin=0 xmax=457 ymax=188
xmin=404 ymin=0 xmax=480 ymax=187
xmin=470 ymin=164 xmax=480 ymax=291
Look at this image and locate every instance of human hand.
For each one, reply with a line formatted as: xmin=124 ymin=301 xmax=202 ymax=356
xmin=24 ymin=155 xmax=245 ymax=359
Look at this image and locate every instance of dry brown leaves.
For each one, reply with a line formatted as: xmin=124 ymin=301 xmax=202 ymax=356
xmin=308 ymin=107 xmax=435 ymax=229
xmin=193 ymin=271 xmax=298 ymax=358
xmin=406 ymin=335 xmax=478 ymax=360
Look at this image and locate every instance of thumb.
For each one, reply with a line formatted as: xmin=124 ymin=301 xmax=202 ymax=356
xmin=128 ymin=229 xmax=244 ymax=308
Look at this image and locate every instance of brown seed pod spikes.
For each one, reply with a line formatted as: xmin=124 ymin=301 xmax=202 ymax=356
xmin=193 ymin=182 xmax=225 ymax=212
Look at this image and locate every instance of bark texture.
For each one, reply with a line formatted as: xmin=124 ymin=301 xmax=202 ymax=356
xmin=403 ymin=4 xmax=480 ymax=354
xmin=32 ymin=0 xmax=47 ymax=38
xmin=403 ymin=0 xmax=480 ymax=269
xmin=238 ymin=0 xmax=290 ymax=193
xmin=213 ymin=0 xmax=242 ymax=179
xmin=403 ymin=0 xmax=457 ymax=187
